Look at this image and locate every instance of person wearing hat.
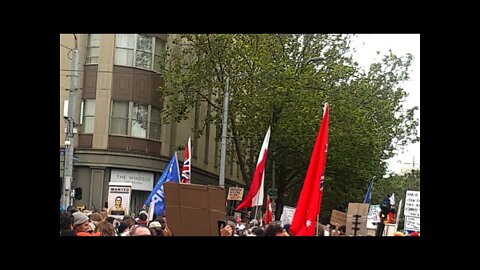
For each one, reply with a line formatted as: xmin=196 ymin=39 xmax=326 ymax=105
xmin=149 ymin=221 xmax=164 ymax=236
xmin=72 ymin=212 xmax=98 ymax=236
xmin=136 ymin=211 xmax=149 ymax=226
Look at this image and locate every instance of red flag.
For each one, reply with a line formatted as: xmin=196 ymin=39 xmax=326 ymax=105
xmin=289 ymin=103 xmax=329 ymax=236
xmin=265 ymin=195 xmax=273 ymax=225
xmin=236 ymin=127 xmax=271 ymax=210
xmin=180 ymin=137 xmax=191 ymax=184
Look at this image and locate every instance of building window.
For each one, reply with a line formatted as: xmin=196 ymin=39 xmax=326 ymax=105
xmin=110 ymin=101 xmax=129 ymax=135
xmin=81 ymin=99 xmax=96 ymax=133
xmin=86 ymin=34 xmax=100 ymax=64
xmin=114 ymin=34 xmax=135 ymax=66
xmin=131 ymin=103 xmax=148 ymax=138
xmin=110 ymin=101 xmax=161 ymax=141
xmin=149 ymin=107 xmax=161 ymax=140
xmin=135 ymin=35 xmax=153 ymax=70
xmin=114 ymin=34 xmax=166 ymax=72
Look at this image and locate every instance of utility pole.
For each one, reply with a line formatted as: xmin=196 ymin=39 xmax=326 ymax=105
xmin=219 ymin=76 xmax=229 ymax=187
xmin=62 ymin=35 xmax=79 ymax=210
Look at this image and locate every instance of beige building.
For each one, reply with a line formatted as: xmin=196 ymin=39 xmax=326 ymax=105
xmin=60 ymin=34 xmax=244 ymax=214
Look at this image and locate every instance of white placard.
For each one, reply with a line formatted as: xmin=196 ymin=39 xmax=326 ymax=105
xmin=110 ymin=169 xmax=154 ymax=191
xmin=367 ymin=205 xmax=381 ymax=229
xmin=404 ymin=216 xmax=420 ymax=231
xmin=108 ymin=182 xmax=132 ymax=219
xmin=280 ymin=205 xmax=296 ymax=226
xmin=404 ymin=190 xmax=420 ymax=218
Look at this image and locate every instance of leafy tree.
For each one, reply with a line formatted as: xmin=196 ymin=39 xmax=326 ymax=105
xmin=157 ymin=34 xmax=419 ymax=222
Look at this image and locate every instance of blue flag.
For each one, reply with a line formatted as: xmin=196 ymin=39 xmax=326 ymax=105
xmin=144 ymin=153 xmax=180 ymax=216
xmin=363 ymin=178 xmax=374 ymax=204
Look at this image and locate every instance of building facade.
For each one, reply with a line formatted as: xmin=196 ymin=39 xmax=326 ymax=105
xmin=60 ymin=34 xmax=244 ymax=214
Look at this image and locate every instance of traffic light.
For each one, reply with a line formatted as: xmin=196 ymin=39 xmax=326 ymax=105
xmin=74 ymin=187 xmax=82 ymax=200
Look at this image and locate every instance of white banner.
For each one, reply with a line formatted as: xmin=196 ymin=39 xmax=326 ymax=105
xmin=404 ymin=190 xmax=420 ymax=218
xmin=110 ymin=169 xmax=154 ymax=191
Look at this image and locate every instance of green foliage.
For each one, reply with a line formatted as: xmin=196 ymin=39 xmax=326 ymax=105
xmin=157 ymin=34 xmax=419 ymax=220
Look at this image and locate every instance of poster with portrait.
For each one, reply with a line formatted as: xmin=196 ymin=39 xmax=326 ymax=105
xmin=108 ymin=182 xmax=132 ymax=219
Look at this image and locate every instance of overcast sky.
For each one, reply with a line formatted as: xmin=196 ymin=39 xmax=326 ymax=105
xmin=349 ymin=34 xmax=420 ymax=175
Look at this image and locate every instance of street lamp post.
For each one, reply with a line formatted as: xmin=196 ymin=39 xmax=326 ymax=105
xmin=219 ymin=76 xmax=229 ymax=187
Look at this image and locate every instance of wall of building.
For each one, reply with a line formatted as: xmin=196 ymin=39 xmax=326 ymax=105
xmin=61 ymin=33 xmax=246 ymax=213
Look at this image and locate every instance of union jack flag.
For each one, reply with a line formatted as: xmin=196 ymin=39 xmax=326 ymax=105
xmin=181 ymin=137 xmax=191 ymax=184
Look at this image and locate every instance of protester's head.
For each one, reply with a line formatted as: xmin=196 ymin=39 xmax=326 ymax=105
xmin=252 ymin=227 xmax=264 ymax=236
xmin=148 ymin=221 xmax=165 ymax=236
xmin=96 ymin=221 xmax=116 ymax=236
xmin=139 ymin=211 xmax=148 ymax=220
xmin=130 ymin=224 xmax=151 ymax=236
xmin=72 ymin=212 xmax=90 ymax=233
xmin=99 ymin=212 xmax=108 ymax=220
xmin=106 ymin=216 xmax=116 ymax=224
xmin=89 ymin=212 xmax=103 ymax=223
xmin=149 ymin=221 xmax=162 ymax=229
xmin=338 ymin=225 xmax=346 ymax=235
xmin=60 ymin=212 xmax=74 ymax=230
xmin=158 ymin=216 xmax=168 ymax=229
xmin=117 ymin=221 xmax=130 ymax=235
xmin=123 ymin=217 xmax=136 ymax=228
xmin=137 ymin=211 xmax=148 ymax=225
xmin=264 ymin=224 xmax=289 ymax=236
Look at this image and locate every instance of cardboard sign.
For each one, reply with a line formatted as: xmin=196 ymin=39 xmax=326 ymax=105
xmin=346 ymin=217 xmax=367 ymax=236
xmin=330 ymin=210 xmax=347 ymax=226
xmin=164 ymin=182 xmax=226 ymax=236
xmin=227 ymin=187 xmax=244 ymax=201
xmin=347 ymin=203 xmax=369 ymax=218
